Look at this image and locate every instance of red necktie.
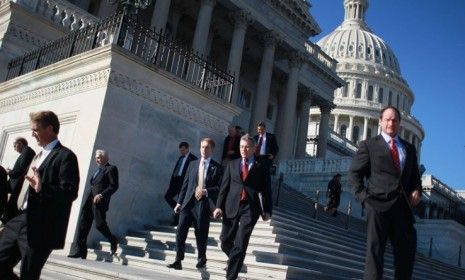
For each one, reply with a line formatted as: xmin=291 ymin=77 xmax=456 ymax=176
xmin=255 ymin=136 xmax=263 ymax=156
xmin=389 ymin=138 xmax=401 ymax=172
xmin=240 ymin=158 xmax=248 ymax=201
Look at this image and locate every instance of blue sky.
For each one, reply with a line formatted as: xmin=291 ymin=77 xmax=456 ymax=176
xmin=310 ymin=0 xmax=465 ymax=190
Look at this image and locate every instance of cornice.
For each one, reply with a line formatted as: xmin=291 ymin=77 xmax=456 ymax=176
xmin=108 ymin=71 xmax=229 ymax=133
xmin=0 ymin=69 xmax=111 ymax=113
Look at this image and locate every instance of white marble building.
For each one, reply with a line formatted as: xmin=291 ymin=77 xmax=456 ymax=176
xmin=0 ymin=0 xmax=342 ymax=248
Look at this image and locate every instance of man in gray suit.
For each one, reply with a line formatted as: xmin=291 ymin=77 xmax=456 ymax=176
xmin=68 ymin=149 xmax=118 ymax=259
xmin=349 ymin=106 xmax=422 ymax=280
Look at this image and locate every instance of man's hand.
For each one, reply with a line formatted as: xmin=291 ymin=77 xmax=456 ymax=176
xmin=410 ymin=190 xmax=421 ymax=206
xmin=174 ymin=204 xmax=181 ymax=214
xmin=26 ymin=167 xmax=41 ymax=193
xmin=213 ymin=208 xmax=223 ymax=219
xmin=195 ymin=188 xmax=205 ymax=200
xmin=93 ymin=194 xmax=103 ymax=204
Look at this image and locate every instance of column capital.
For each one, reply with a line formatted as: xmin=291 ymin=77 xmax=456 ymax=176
xmin=319 ymin=103 xmax=332 ymax=114
xmin=230 ymin=10 xmax=253 ymax=29
xmin=262 ymin=31 xmax=280 ymax=49
xmin=287 ymin=51 xmax=306 ymax=69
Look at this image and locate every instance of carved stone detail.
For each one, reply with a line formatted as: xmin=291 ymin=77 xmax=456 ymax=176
xmin=0 ymin=69 xmax=111 ymax=113
xmin=108 ymin=71 xmax=229 ymax=132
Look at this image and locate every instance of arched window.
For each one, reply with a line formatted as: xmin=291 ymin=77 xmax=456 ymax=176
xmin=396 ymin=94 xmax=400 ymax=108
xmin=368 ymin=85 xmax=373 ymax=101
xmin=388 ymin=91 xmax=392 ymax=105
xmin=340 ymin=125 xmax=347 ymax=137
xmin=352 ymin=126 xmax=360 ymax=143
xmin=356 ymin=83 xmax=362 ymax=98
xmin=342 ymin=85 xmax=348 ymax=97
xmin=378 ymin=88 xmax=384 ymax=103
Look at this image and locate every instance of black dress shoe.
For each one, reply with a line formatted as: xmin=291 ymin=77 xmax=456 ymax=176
xmin=167 ymin=260 xmax=182 ymax=270
xmin=67 ymin=252 xmax=87 ymax=259
xmin=110 ymin=239 xmax=118 ymax=256
xmin=196 ymin=259 xmax=206 ymax=268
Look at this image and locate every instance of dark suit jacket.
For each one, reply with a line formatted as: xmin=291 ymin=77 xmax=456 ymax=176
xmin=253 ymin=133 xmax=279 ymax=158
xmin=26 ymin=142 xmax=80 ymax=249
xmin=8 ymin=146 xmax=36 ymax=193
xmin=178 ymin=159 xmax=222 ymax=212
xmin=0 ymin=166 xmax=7 ymax=214
xmin=217 ymin=158 xmax=272 ymax=219
xmin=169 ymin=153 xmax=198 ymax=187
xmin=348 ymin=135 xmax=422 ymax=211
xmin=222 ymin=135 xmax=240 ymax=160
xmin=90 ymin=163 xmax=118 ymax=212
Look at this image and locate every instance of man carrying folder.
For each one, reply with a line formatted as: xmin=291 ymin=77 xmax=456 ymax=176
xmin=214 ymin=134 xmax=272 ymax=280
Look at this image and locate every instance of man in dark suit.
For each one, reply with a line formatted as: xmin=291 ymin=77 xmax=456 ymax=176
xmin=68 ymin=149 xmax=118 ymax=259
xmin=253 ymin=122 xmax=279 ymax=166
xmin=222 ymin=126 xmax=241 ymax=164
xmin=0 ymin=166 xmax=7 ymax=218
xmin=165 ymin=142 xmax=197 ymax=226
xmin=6 ymin=138 xmax=36 ymax=195
xmin=214 ymin=134 xmax=273 ymax=280
xmin=167 ymin=138 xmax=222 ymax=270
xmin=348 ymin=106 xmax=422 ymax=280
xmin=0 ymin=111 xmax=80 ymax=280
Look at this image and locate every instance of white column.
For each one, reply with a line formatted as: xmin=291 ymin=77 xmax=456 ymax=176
xmin=227 ymin=10 xmax=251 ymax=105
xmin=150 ymin=0 xmax=172 ymax=33
xmin=249 ymin=32 xmax=278 ymax=132
xmin=377 ymin=124 xmax=381 ymax=135
xmin=296 ymin=95 xmax=312 ymax=159
xmin=192 ymin=0 xmax=216 ymax=56
xmin=276 ymin=52 xmax=303 ymax=160
xmin=347 ymin=115 xmax=354 ymax=141
xmin=317 ymin=104 xmax=331 ymax=158
xmin=363 ymin=117 xmax=368 ymax=140
xmin=333 ymin=114 xmax=339 ymax=133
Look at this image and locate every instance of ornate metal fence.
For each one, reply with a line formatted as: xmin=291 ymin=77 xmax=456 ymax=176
xmin=7 ymin=12 xmax=234 ymax=103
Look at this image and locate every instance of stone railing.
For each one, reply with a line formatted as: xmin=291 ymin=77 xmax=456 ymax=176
xmin=278 ymin=156 xmax=353 ymax=174
xmin=328 ymin=130 xmax=358 ymax=154
xmin=8 ymin=0 xmax=100 ymax=30
xmin=423 ymin=175 xmax=465 ymax=203
xmin=304 ymin=41 xmax=337 ymax=71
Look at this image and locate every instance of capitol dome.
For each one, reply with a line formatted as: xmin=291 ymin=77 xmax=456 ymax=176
xmin=318 ymin=24 xmax=401 ymax=75
xmin=307 ymin=0 xmax=424 ymax=159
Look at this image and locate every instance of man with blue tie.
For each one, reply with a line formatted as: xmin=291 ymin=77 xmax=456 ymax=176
xmin=349 ymin=106 xmax=422 ymax=280
xmin=214 ymin=134 xmax=273 ymax=280
xmin=68 ymin=149 xmax=118 ymax=259
xmin=167 ymin=138 xmax=222 ymax=270
xmin=165 ymin=142 xmax=197 ymax=226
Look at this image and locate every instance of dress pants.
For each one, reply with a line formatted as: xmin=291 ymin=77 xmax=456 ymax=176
xmin=175 ymin=197 xmax=210 ymax=263
xmin=220 ymin=201 xmax=260 ymax=280
xmin=0 ymin=212 xmax=52 ymax=280
xmin=72 ymin=194 xmax=116 ymax=254
xmin=364 ymin=196 xmax=416 ymax=280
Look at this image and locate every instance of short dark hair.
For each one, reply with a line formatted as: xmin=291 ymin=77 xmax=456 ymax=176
xmin=15 ymin=137 xmax=28 ymax=146
xmin=179 ymin=142 xmax=189 ymax=149
xmin=201 ymin=138 xmax=215 ymax=149
xmin=379 ymin=106 xmax=401 ymax=122
xmin=30 ymin=111 xmax=60 ymax=134
xmin=257 ymin=121 xmax=266 ymax=128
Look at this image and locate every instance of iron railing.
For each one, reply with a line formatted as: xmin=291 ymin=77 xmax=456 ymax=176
xmin=6 ymin=11 xmax=234 ymax=102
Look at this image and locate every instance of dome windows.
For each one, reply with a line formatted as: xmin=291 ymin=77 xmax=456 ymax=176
xmin=356 ymin=83 xmax=362 ymax=98
xmin=378 ymin=88 xmax=384 ymax=103
xmin=368 ymin=85 xmax=373 ymax=101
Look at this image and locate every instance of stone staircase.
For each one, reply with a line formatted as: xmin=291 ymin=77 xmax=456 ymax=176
xmin=40 ymin=183 xmax=465 ymax=279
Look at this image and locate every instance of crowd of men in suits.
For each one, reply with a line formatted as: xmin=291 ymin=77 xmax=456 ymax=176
xmin=0 ymin=106 xmax=422 ymax=280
